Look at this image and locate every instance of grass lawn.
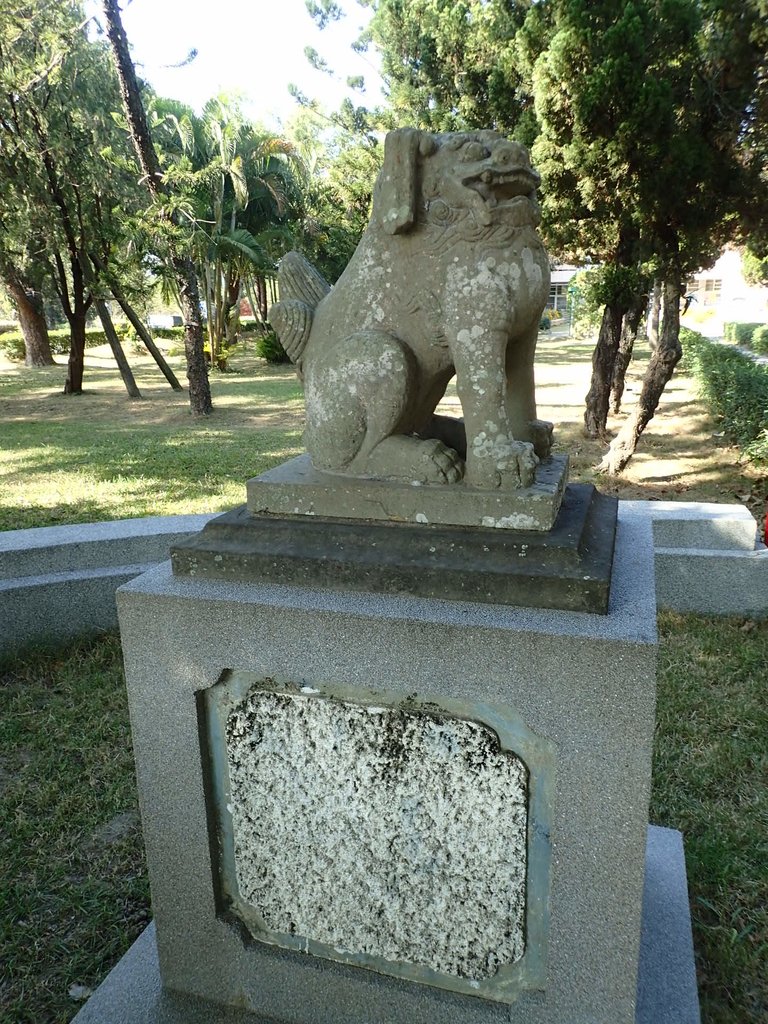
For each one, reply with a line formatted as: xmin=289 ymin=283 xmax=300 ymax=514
xmin=1 ymin=337 xmax=766 ymax=1022
xmin=2 ymin=617 xmax=765 ymax=1023
xmin=1 ymin=335 xmax=766 ymax=530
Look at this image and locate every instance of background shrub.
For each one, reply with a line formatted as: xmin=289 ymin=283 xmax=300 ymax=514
xmin=750 ymin=325 xmax=768 ymax=355
xmin=255 ymin=328 xmax=290 ymax=364
xmin=567 ymin=269 xmax=605 ymax=339
xmin=0 ymin=324 xmax=133 ymax=361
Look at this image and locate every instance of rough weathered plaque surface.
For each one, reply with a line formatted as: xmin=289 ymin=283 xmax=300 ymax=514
xmin=204 ymin=677 xmax=546 ymax=1000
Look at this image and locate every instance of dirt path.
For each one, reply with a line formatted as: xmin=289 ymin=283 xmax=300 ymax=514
xmin=440 ymin=335 xmax=766 ymax=521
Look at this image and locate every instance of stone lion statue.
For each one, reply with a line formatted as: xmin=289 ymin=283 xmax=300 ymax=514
xmin=269 ymin=128 xmax=552 ymax=491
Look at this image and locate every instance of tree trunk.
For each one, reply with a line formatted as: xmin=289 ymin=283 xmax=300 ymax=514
xmin=245 ymin=279 xmax=266 ymax=326
xmin=94 ymin=298 xmax=142 ymax=399
xmin=203 ymin=263 xmax=217 ymax=364
xmin=4 ymin=274 xmax=54 ymax=366
xmin=173 ymin=254 xmax=212 ymax=415
xmin=610 ymin=289 xmax=647 ymax=414
xmin=100 ymin=0 xmax=212 ymax=416
xmin=63 ymin=256 xmax=90 ymax=395
xmin=255 ymin=274 xmax=268 ymax=321
xmin=225 ymin=273 xmax=241 ymax=350
xmin=78 ymin=250 xmax=142 ymax=399
xmin=584 ymin=301 xmax=626 ymax=438
xmin=599 ymin=276 xmax=683 ymax=475
xmin=648 ymin=279 xmax=661 ymax=350
xmin=63 ymin=307 xmax=87 ymax=394
xmin=89 ymin=252 xmax=183 ymax=390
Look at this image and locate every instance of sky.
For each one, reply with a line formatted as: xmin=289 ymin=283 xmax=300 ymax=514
xmin=90 ymin=0 xmax=382 ymax=128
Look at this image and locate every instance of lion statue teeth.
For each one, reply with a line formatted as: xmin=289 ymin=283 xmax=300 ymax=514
xmin=269 ymin=128 xmax=554 ymax=491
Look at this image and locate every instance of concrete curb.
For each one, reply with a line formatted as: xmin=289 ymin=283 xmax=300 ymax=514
xmin=1 ymin=501 xmax=765 ymax=656
xmin=621 ymin=500 xmax=767 ymax=616
xmin=0 ymin=515 xmax=215 ymax=657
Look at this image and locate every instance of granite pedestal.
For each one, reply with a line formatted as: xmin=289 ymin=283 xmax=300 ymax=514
xmin=171 ymin=482 xmax=618 ymax=613
xmin=104 ymin=510 xmax=672 ymax=1024
xmin=71 ymin=826 xmax=701 ymax=1024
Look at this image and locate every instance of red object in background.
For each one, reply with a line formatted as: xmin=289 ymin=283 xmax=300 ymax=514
xmin=239 ymin=297 xmax=253 ymax=317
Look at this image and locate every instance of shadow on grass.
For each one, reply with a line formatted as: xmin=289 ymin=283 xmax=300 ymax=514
xmin=0 ymin=498 xmax=120 ymax=531
xmin=0 ymin=634 xmax=150 ymax=1024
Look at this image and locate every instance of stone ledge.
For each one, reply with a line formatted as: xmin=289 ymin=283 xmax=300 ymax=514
xmin=0 ymin=499 xmax=764 ymax=658
xmin=621 ymin=499 xmax=760 ymax=551
xmin=0 ymin=565 xmax=156 ymax=657
xmin=654 ymin=546 xmax=768 ymax=616
xmin=0 ymin=514 xmax=214 ymax=580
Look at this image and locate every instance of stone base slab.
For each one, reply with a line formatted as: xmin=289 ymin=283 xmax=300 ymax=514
xmin=245 ymin=453 xmax=568 ymax=532
xmin=171 ymin=483 xmax=618 ymax=613
xmin=71 ymin=826 xmax=700 ymax=1024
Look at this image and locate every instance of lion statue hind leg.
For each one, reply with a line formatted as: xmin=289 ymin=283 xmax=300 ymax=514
xmin=303 ymin=331 xmax=464 ymax=484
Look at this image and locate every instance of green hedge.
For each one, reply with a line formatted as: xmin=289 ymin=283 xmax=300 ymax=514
xmin=0 ymin=324 xmax=134 ymax=361
xmin=722 ymin=321 xmax=766 ymax=346
xmin=682 ymin=327 xmax=768 ymax=462
xmin=751 ymin=325 xmax=768 ymax=355
xmin=1 ymin=320 xmax=262 ymax=360
xmin=151 ymin=321 xmax=262 ymax=341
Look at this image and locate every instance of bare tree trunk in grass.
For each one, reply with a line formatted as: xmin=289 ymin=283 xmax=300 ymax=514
xmin=610 ymin=289 xmax=648 ymax=414
xmin=114 ymin=290 xmax=184 ymax=391
xmin=173 ymin=253 xmax=211 ymax=410
xmin=89 ymin=252 xmax=183 ymax=391
xmin=648 ymin=279 xmax=661 ymax=350
xmin=59 ymin=253 xmax=90 ymax=395
xmin=584 ymin=300 xmax=626 ymax=438
xmin=255 ymin=273 xmax=268 ymax=321
xmin=4 ymin=272 xmax=54 ymax=366
xmin=599 ymin=276 xmax=683 ymax=475
xmin=63 ymin=307 xmax=88 ymax=395
xmin=78 ymin=250 xmax=142 ymax=398
xmin=94 ymin=297 xmax=142 ymax=398
xmin=245 ymin=279 xmax=266 ymax=329
xmin=100 ymin=0 xmax=212 ymax=416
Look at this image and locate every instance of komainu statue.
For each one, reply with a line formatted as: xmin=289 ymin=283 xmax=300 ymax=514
xmin=269 ymin=128 xmax=552 ymax=491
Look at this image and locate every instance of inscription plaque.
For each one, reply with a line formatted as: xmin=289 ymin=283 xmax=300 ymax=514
xmin=204 ymin=675 xmax=553 ymax=1003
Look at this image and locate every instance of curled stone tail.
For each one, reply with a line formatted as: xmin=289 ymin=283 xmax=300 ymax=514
xmin=269 ymin=252 xmax=331 ymax=365
xmin=277 ymin=251 xmax=330 ymax=308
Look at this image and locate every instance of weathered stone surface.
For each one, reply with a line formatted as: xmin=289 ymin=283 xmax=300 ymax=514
xmin=70 ymin=828 xmax=701 ymax=1024
xmin=245 ymin=454 xmax=567 ymax=531
xmin=214 ymin=682 xmax=527 ymax=981
xmin=173 ymin=482 xmax=617 ymax=614
xmin=116 ymin=512 xmax=658 ymax=1023
xmin=269 ymin=129 xmax=552 ymax=491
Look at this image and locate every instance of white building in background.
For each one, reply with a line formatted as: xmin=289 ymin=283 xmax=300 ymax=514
xmin=546 ymin=250 xmax=768 ymax=338
xmin=548 ymin=265 xmax=579 ymax=315
xmin=683 ymin=248 xmax=768 ymax=337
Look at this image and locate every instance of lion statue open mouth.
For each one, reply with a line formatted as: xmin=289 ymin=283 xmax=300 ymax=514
xmin=269 ymin=128 xmax=553 ymax=492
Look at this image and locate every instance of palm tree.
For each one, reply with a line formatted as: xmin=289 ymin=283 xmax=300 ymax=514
xmin=162 ymin=96 xmax=306 ymax=366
